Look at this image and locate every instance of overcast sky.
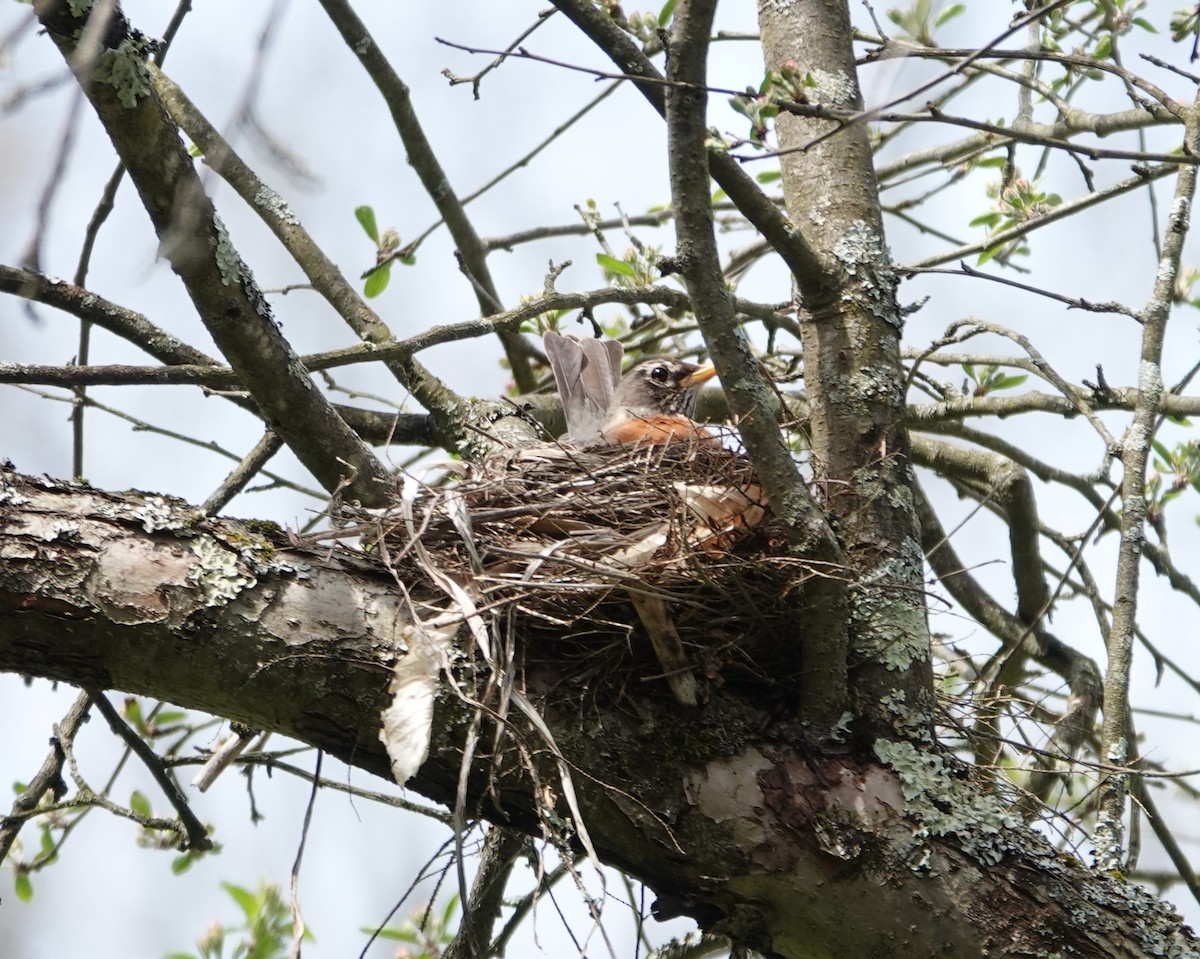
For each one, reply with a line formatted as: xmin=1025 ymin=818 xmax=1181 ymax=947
xmin=3 ymin=1 xmax=1199 ymax=955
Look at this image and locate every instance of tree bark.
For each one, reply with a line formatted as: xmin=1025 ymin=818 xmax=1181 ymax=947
xmin=2 ymin=466 xmax=1195 ymax=959
xmin=757 ymin=0 xmax=935 ymax=737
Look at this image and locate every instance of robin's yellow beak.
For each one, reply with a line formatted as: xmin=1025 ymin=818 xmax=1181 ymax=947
xmin=680 ymin=362 xmax=718 ymax=388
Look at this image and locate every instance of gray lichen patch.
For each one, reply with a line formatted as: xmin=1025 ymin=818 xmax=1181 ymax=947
xmin=853 ymin=549 xmax=929 ymax=671
xmin=212 ymin=214 xmax=242 ymax=288
xmin=94 ymin=38 xmax=152 ymax=109
xmin=254 ymin=186 xmax=300 ymax=227
xmin=874 ymin=739 xmax=1020 ymax=867
xmin=211 ymin=213 xmax=274 ymax=322
xmin=189 ymin=534 xmax=256 ymax=606
xmin=809 ymin=68 xmax=856 ymax=106
xmin=135 ymin=495 xmax=189 ymax=533
xmin=881 ymin=690 xmax=931 ymax=743
xmin=831 ymin=220 xmax=901 ymax=330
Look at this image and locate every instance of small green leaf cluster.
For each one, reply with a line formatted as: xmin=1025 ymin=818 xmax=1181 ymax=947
xmin=595 ymin=247 xmax=662 ymax=288
xmin=168 ymin=881 xmax=306 ymax=959
xmin=366 ymin=894 xmax=460 ymax=958
xmin=355 ymin=205 xmax=412 ymax=299
xmin=969 ymin=172 xmax=1061 ymax=265
xmin=616 ymin=0 xmax=676 ymax=44
xmin=1039 ymin=0 xmax=1156 ymax=77
xmin=885 ymin=0 xmax=965 ymax=46
xmin=1147 ymin=437 xmax=1200 ymax=526
xmin=6 ymin=803 xmax=59 ymax=903
xmin=1172 ymin=6 xmax=1200 ymax=45
xmin=727 ymin=60 xmax=813 ymax=148
xmin=961 ymin=363 xmax=1028 ymax=397
xmin=1171 ymin=264 xmax=1200 ymax=309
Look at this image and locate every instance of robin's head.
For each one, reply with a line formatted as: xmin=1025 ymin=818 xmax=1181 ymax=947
xmin=608 ymin=357 xmax=718 ymax=420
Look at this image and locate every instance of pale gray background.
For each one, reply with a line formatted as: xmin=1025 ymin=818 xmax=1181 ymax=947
xmin=2 ymin=2 xmax=1197 ymax=956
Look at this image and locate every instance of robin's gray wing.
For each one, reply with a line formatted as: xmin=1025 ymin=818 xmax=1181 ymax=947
xmin=543 ymin=331 xmax=623 ymax=444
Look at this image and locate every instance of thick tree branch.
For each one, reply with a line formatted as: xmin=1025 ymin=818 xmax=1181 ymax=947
xmin=1 ymin=467 xmax=1196 ymax=958
xmin=33 ymin=0 xmax=394 ymax=507
xmin=911 ymin=437 xmax=1050 ymax=628
xmin=1095 ymin=87 xmax=1200 ymax=870
xmin=758 ymin=0 xmax=935 ymax=734
xmin=0 ymin=263 xmax=218 ymax=367
xmin=664 ymin=0 xmax=847 ymax=726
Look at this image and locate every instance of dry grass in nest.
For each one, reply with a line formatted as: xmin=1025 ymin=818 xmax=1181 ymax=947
xmin=360 ymin=438 xmax=814 ymax=704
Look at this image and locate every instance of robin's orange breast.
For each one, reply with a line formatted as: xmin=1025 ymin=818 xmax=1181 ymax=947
xmin=599 ymin=413 xmax=719 ymax=447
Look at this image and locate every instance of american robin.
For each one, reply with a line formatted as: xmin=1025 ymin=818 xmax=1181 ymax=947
xmin=542 ymin=331 xmax=622 ymax=445
xmin=598 ymin=357 xmax=718 ymax=447
xmin=541 ymin=331 xmax=766 ymax=707
xmin=542 ymin=331 xmax=717 ymax=447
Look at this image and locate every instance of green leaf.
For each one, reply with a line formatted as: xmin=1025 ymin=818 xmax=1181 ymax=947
xmin=365 ymin=927 xmax=419 ymax=942
xmin=171 ymin=852 xmax=195 ymax=875
xmin=441 ymin=893 xmax=461 ymax=929
xmin=1132 ymin=17 xmax=1156 ymax=33
xmin=755 ymin=169 xmax=782 ymax=184
xmin=935 ymin=3 xmax=965 ymax=27
xmin=15 ymin=871 xmax=33 ymax=902
xmin=123 ymin=698 xmax=144 ymax=728
xmin=969 ymin=212 xmax=1000 ymax=228
xmin=1152 ymin=439 xmax=1174 ymax=462
xmin=355 ymin=205 xmax=380 ymax=243
xmin=130 ymin=790 xmax=152 ymax=818
xmin=596 ymin=253 xmax=637 ymax=278
xmin=657 ymin=0 xmax=676 ymax=27
xmin=977 ymin=246 xmax=1000 ymax=266
xmin=991 ymin=374 xmax=1028 ymax=391
xmin=221 ymin=882 xmax=259 ymax=923
xmin=364 ymin=263 xmax=391 ymax=299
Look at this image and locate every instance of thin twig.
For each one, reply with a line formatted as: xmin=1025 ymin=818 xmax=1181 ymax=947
xmin=288 ymin=749 xmax=321 ymax=959
xmin=87 ymin=690 xmax=213 ymax=851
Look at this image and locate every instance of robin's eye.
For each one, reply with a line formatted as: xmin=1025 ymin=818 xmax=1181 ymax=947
xmin=649 ymin=365 xmax=671 ymax=384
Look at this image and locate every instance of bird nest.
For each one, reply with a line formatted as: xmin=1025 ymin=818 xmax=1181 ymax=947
xmin=355 ymin=438 xmax=814 ymax=705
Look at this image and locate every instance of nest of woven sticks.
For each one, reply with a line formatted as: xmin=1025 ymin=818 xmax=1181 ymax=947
xmin=359 ymin=438 xmax=814 ymax=704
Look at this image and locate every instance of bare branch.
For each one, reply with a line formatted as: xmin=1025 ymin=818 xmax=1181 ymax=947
xmin=0 ymin=691 xmax=91 ymax=862
xmin=87 ymin=690 xmax=212 ymax=851
xmin=549 ymin=0 xmax=835 ymax=304
xmin=317 ymin=0 xmax=537 ymax=394
xmin=34 ymin=2 xmax=395 ymax=506
xmin=1095 ymin=85 xmax=1200 ymax=871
